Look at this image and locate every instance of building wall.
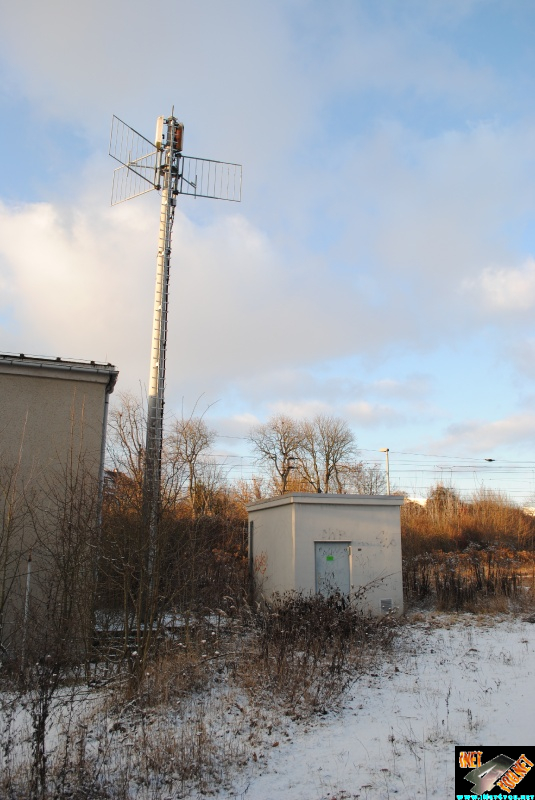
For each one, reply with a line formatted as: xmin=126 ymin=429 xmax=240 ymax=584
xmin=249 ymin=500 xmax=295 ymax=597
xmin=0 ymin=354 xmax=118 ymax=654
xmin=247 ymin=493 xmax=404 ymax=614
xmin=0 ymin=360 xmax=116 ymax=478
xmin=295 ymin=500 xmax=403 ymax=613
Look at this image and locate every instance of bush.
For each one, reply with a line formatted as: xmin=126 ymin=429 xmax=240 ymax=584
xmin=240 ymin=592 xmax=398 ymax=714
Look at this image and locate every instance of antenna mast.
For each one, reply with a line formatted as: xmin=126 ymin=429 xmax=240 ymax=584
xmin=144 ymin=115 xmax=181 ymax=555
xmin=109 ymin=112 xmax=241 ymax=578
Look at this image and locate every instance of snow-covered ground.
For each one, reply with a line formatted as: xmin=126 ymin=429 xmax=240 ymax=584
xmin=221 ymin=614 xmax=535 ymax=800
xmin=2 ymin=613 xmax=533 ymax=798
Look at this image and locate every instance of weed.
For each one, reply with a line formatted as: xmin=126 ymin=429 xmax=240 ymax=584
xmin=239 ymin=592 xmax=398 ymax=715
xmin=0 ymin=594 xmax=398 ymax=798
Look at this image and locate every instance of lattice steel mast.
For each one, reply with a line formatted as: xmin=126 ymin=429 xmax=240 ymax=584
xmin=109 ymin=112 xmax=241 ymax=564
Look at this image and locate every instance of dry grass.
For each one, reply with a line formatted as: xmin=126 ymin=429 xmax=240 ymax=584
xmin=237 ymin=593 xmax=398 ymax=715
xmin=402 ymin=487 xmax=535 ymax=613
xmin=0 ymin=594 xmax=399 ymax=799
xmin=401 ymin=487 xmax=535 ymax=558
xmin=403 ymin=546 xmax=535 ymax=612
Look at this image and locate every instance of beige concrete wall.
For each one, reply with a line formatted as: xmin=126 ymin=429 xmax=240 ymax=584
xmin=0 ymin=355 xmax=118 ymax=653
xmin=249 ymin=501 xmax=295 ymax=597
xmin=295 ymin=501 xmax=403 ymax=614
xmin=0 ymin=365 xmax=112 ymax=479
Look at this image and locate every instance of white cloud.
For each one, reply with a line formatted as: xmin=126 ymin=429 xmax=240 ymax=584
xmin=464 ymin=258 xmax=535 ymax=312
xmin=0 ymin=193 xmax=388 ymax=410
xmin=0 ymin=196 xmax=157 ymax=381
xmin=308 ymin=3 xmax=498 ymax=110
xmin=371 ymin=375 xmax=432 ymax=401
xmin=431 ymin=412 xmax=535 ymax=455
xmin=266 ymin=400 xmax=331 ymax=420
xmin=231 ymin=413 xmax=261 ymax=428
xmin=346 ymin=401 xmax=405 ymax=428
xmin=0 ymin=0 xmax=310 ymax=177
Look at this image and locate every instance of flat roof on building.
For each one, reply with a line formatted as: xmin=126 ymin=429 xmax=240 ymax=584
xmin=0 ymin=352 xmax=119 ymax=392
xmin=247 ymin=492 xmax=405 ymax=512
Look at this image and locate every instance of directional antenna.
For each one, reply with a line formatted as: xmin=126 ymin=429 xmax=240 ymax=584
xmin=109 ymin=114 xmax=242 ymax=205
xmin=109 ymin=115 xmax=160 ymax=204
xmin=179 ymin=155 xmax=242 ymax=202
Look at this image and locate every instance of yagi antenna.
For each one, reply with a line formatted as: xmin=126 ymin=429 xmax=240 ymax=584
xmin=109 ymin=112 xmax=242 ymax=577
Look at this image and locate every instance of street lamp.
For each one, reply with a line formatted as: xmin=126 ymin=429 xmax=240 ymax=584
xmin=380 ymin=448 xmax=390 ymax=495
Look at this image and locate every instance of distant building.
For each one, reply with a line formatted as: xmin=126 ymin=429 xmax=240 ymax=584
xmin=247 ymin=492 xmax=404 ymax=615
xmin=0 ymin=353 xmax=118 ymax=655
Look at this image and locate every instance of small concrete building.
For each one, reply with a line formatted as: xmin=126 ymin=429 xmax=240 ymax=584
xmin=247 ymin=493 xmax=404 ymax=614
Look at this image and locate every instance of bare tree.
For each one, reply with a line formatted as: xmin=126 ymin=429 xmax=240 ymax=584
xmin=169 ymin=416 xmax=217 ymax=514
xmin=248 ymin=413 xmax=374 ymax=495
xmin=107 ymin=392 xmax=147 ymax=512
xmin=104 ymin=392 xmax=170 ymax=675
xmin=27 ymin=455 xmax=99 ymax=667
xmin=342 ymin=462 xmax=387 ymax=494
xmin=102 ymin=395 xmax=247 ymax=680
xmin=108 ymin=392 xmax=189 ymax=518
xmin=248 ymin=415 xmax=304 ymax=495
xmin=0 ymin=459 xmax=32 ymax=653
xmin=232 ymin=476 xmax=266 ymax=505
xmin=296 ymin=414 xmax=357 ymax=493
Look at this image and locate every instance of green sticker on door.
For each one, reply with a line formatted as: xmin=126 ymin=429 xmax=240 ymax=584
xmin=326 ymin=555 xmax=334 ymax=561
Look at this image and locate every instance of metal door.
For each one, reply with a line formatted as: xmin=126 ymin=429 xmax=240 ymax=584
xmin=315 ymin=541 xmax=351 ymax=596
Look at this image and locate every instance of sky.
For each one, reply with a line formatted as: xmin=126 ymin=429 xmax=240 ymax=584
xmin=1 ymin=0 xmax=535 ymax=501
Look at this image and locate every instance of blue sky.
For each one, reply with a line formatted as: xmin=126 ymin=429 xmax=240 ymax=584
xmin=1 ymin=0 xmax=535 ymax=500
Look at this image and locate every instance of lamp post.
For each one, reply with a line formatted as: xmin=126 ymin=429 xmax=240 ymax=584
xmin=380 ymin=448 xmax=390 ymax=495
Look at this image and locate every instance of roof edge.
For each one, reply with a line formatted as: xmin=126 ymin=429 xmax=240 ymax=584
xmin=0 ymin=353 xmax=119 ymax=390
xmin=246 ymin=492 xmax=405 ymax=512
